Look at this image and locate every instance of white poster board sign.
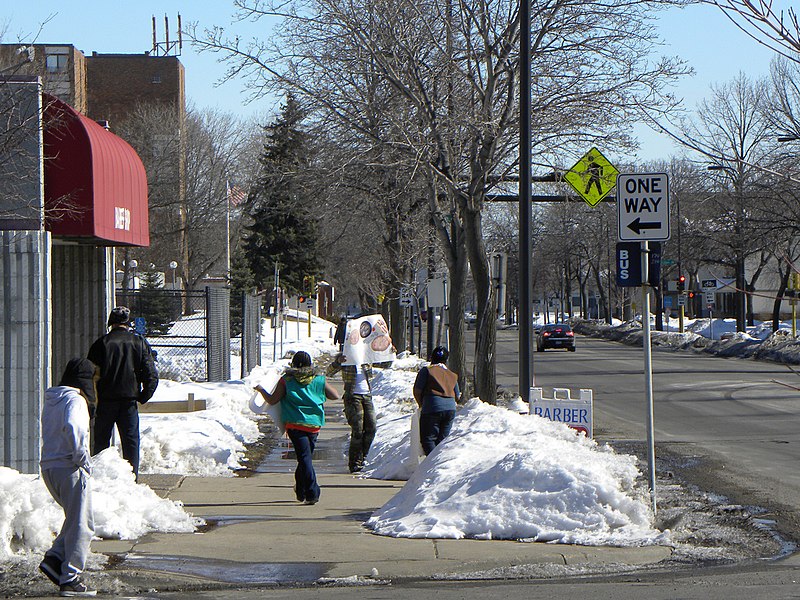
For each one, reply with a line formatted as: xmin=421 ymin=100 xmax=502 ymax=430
xmin=249 ymin=371 xmax=285 ymax=433
xmin=342 ymin=314 xmax=396 ymax=366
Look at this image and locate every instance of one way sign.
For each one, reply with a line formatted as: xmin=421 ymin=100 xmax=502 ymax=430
xmin=616 ymin=172 xmax=670 ymax=242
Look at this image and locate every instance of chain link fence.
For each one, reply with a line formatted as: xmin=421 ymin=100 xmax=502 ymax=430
xmin=115 ymin=287 xmax=262 ymax=382
xmin=206 ymin=287 xmax=231 ymax=382
xmin=240 ymin=292 xmax=262 ymax=378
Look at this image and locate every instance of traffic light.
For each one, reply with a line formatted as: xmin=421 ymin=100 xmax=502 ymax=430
xmin=677 ymin=274 xmax=686 ymax=292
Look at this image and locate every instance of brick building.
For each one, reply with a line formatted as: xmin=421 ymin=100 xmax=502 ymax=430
xmin=0 ymin=44 xmax=88 ymax=112
xmin=0 ymin=44 xmax=185 ymax=126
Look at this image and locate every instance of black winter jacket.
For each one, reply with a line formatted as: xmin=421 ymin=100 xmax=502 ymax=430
xmin=88 ymin=326 xmax=159 ymax=404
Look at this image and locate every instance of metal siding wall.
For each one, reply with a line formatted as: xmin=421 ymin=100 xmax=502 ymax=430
xmin=0 ymin=230 xmax=51 ymax=473
xmin=51 ymin=245 xmax=113 ymax=374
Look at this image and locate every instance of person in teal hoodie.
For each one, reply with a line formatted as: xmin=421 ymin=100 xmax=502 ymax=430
xmin=255 ymin=351 xmax=339 ymax=504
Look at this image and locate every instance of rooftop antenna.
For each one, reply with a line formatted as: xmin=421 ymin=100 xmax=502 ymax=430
xmin=151 ymin=13 xmax=182 ymax=56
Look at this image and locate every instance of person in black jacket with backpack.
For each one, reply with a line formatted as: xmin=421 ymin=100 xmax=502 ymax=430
xmin=88 ymin=306 xmax=158 ymax=478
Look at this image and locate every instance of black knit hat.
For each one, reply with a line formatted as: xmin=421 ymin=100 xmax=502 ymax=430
xmin=107 ymin=306 xmax=131 ymax=327
xmin=59 ymin=358 xmax=99 ymax=416
xmin=430 ymin=346 xmax=449 ymax=364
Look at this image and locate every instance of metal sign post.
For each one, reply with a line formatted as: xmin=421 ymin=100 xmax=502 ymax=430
xmin=617 ymin=172 xmax=670 ymax=516
xmin=640 ymin=240 xmax=657 ymax=515
xmin=272 ymin=263 xmax=279 ymax=363
xmin=793 ymin=273 xmax=799 ymax=337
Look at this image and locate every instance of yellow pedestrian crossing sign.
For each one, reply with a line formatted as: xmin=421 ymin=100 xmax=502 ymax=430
xmin=564 ymin=147 xmax=619 ymax=207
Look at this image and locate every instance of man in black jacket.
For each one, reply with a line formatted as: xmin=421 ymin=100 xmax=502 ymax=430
xmin=88 ymin=306 xmax=158 ymax=478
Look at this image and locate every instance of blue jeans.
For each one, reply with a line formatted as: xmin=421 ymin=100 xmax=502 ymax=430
xmin=419 ymin=410 xmax=456 ymax=455
xmin=287 ymin=428 xmax=320 ymax=502
xmin=93 ymin=400 xmax=140 ymax=477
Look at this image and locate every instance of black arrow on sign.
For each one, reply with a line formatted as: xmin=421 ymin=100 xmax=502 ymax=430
xmin=627 ymin=217 xmax=661 ymax=235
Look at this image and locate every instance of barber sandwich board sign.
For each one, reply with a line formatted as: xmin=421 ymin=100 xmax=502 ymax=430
xmin=528 ymin=387 xmax=593 ymax=437
xmin=617 ymin=173 xmax=670 ymax=242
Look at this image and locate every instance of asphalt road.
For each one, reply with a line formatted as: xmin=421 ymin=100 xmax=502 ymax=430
xmin=150 ymin=559 xmax=800 ymax=600
xmin=485 ymin=328 xmax=800 ymax=540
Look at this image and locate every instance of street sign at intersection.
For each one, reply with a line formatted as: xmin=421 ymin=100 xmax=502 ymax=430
xmin=399 ymin=288 xmax=413 ymax=308
xmin=564 ymin=147 xmax=619 ymax=207
xmin=617 ymin=172 xmax=670 ymax=242
xmin=701 ymin=279 xmax=718 ymax=291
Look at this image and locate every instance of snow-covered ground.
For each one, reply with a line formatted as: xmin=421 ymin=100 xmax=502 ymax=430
xmin=574 ymin=315 xmax=800 ymax=365
xmin=2 ymin=309 xmax=788 ymax=561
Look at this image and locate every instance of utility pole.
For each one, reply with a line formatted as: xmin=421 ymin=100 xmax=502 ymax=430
xmin=519 ymin=0 xmax=533 ymax=402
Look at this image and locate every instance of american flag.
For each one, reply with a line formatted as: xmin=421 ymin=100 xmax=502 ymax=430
xmin=226 ymin=181 xmax=248 ymax=207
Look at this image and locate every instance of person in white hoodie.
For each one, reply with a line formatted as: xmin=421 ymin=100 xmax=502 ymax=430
xmin=39 ymin=358 xmax=98 ymax=597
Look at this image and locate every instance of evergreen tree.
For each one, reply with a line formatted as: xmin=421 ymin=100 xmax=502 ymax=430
xmin=229 ymin=245 xmax=256 ymax=336
xmin=244 ymin=94 xmax=322 ymax=293
xmin=136 ymin=267 xmax=176 ymax=335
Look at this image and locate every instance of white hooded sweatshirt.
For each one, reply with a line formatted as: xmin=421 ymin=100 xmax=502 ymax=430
xmin=40 ymin=386 xmax=92 ymax=473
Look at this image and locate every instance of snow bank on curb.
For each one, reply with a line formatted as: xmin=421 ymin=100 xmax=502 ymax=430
xmin=365 ymin=399 xmax=666 ymax=546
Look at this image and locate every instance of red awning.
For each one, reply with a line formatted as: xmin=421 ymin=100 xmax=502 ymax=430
xmin=43 ymin=93 xmax=149 ymax=246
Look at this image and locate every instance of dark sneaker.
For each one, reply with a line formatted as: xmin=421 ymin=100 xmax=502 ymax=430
xmin=304 ymin=498 xmax=318 ymax=505
xmin=39 ymin=554 xmax=61 ymax=586
xmin=59 ymin=578 xmax=96 ymax=597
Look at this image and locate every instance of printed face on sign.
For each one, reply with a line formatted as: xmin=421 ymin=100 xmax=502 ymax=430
xmin=343 ymin=315 xmax=395 ymax=365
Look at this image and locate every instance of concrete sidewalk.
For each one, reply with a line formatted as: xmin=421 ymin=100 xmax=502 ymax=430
xmin=92 ymin=397 xmax=672 ymax=588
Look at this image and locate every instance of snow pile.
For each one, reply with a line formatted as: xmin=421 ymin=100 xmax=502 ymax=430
xmin=575 ymin=316 xmax=800 ymax=364
xmin=0 ymin=450 xmax=199 ymax=559
xmin=140 ymin=380 xmax=263 ymax=476
xmin=364 ymin=394 xmax=665 ymax=546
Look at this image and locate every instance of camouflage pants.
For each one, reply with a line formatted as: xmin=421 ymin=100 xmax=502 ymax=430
xmin=343 ymin=393 xmax=377 ymax=472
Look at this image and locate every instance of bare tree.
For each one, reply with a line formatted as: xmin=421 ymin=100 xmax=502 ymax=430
xmin=704 ymin=0 xmax=800 ymax=61
xmin=115 ymin=103 xmax=261 ymax=291
xmin=185 ymin=107 xmax=261 ymax=289
xmin=675 ymin=74 xmax=780 ymax=330
xmin=189 ymin=0 xmax=687 ymax=402
xmin=113 ymin=102 xmax=184 ymax=287
xmin=765 ymin=57 xmax=800 ymax=144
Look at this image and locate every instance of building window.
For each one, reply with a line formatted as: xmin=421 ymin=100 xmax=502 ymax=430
xmin=45 ymin=53 xmax=68 ymax=73
xmin=152 ymin=73 xmax=162 ymax=84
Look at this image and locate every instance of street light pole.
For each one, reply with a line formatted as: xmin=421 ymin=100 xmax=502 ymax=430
xmin=169 ymin=261 xmax=178 ymax=291
xmin=519 ymin=0 xmax=533 ymax=402
xmin=677 ymin=191 xmax=684 ymax=333
xmin=129 ymin=259 xmax=138 ymax=292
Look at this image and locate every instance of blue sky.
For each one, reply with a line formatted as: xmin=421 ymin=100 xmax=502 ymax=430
xmin=2 ymin=1 xmax=780 ymax=163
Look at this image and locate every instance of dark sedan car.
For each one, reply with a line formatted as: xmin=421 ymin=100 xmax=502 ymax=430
xmin=536 ymin=323 xmax=576 ymax=352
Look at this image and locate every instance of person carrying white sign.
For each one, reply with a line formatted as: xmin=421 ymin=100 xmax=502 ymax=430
xmin=327 ymin=315 xmax=396 ymax=472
